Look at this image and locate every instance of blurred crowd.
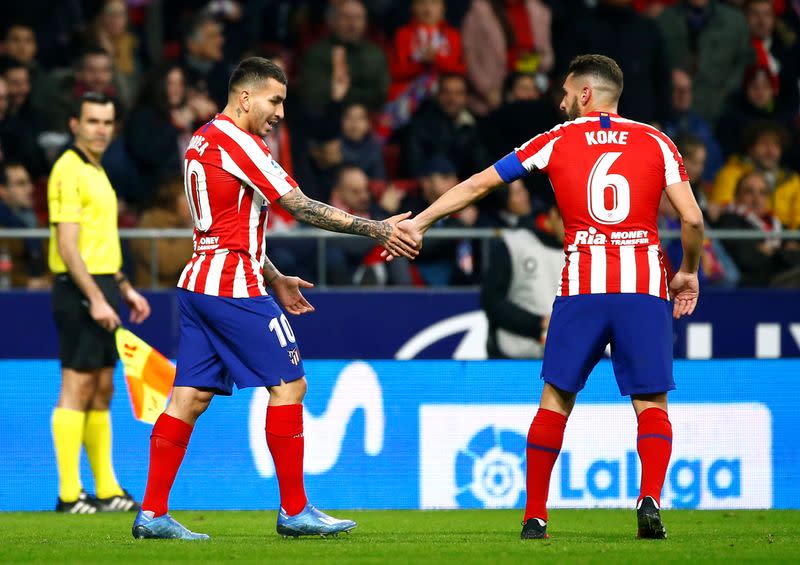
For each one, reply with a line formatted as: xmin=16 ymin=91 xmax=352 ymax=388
xmin=0 ymin=0 xmax=799 ymax=289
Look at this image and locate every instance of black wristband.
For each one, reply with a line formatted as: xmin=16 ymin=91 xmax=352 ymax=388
xmin=114 ymin=273 xmax=129 ymax=287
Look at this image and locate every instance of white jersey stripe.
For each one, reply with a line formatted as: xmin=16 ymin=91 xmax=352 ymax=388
xmin=567 ymin=245 xmax=579 ymax=296
xmin=619 ymin=246 xmax=637 ymax=293
xmin=177 ymin=259 xmax=193 ymax=288
xmin=647 ymin=245 xmax=661 ymax=297
xmin=232 ymin=257 xmax=248 ymax=298
xmin=215 ymin=120 xmax=295 ymax=197
xmin=589 ymin=245 xmax=606 ymax=294
xmin=220 ymin=146 xmax=266 ymax=201
xmin=522 ymin=137 xmax=560 ymax=171
xmin=186 ymin=255 xmax=205 ymax=292
xmin=647 ymin=132 xmax=682 ymax=187
xmin=204 ymin=252 xmax=226 ymax=296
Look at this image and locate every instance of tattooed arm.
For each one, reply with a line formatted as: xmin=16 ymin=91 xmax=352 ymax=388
xmin=278 ymin=187 xmax=418 ymax=259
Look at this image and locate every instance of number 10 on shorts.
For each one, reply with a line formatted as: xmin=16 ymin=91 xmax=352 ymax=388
xmin=269 ymin=314 xmax=296 ymax=347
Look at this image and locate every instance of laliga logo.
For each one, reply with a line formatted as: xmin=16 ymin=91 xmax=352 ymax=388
xmin=395 ymin=311 xmax=489 ymax=360
xmin=456 ymin=426 xmax=527 ymax=509
xmin=249 ymin=361 xmax=385 ymax=477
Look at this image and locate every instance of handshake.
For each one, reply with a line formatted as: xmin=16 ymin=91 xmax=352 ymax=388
xmin=378 ymin=212 xmax=424 ymax=261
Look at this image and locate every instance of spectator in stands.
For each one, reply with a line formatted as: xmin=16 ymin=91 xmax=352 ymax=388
xmin=294 ymin=120 xmax=344 ymax=203
xmin=123 ymin=64 xmax=216 ymax=206
xmin=711 ymin=121 xmax=800 ymax=228
xmin=81 ymin=0 xmax=142 ymax=108
xmin=481 ymin=204 xmax=564 ymax=358
xmin=461 ymin=0 xmax=553 ymax=116
xmin=300 ymin=0 xmax=390 ymax=114
xmin=51 ymin=47 xmax=120 ymax=134
xmin=659 ymin=135 xmax=740 ymax=286
xmin=0 ymin=163 xmax=47 ymax=288
xmin=0 ymin=75 xmax=46 ymax=178
xmin=389 ymin=0 xmax=466 ymax=101
xmin=716 ymin=171 xmax=800 ymax=286
xmin=402 ymin=155 xmax=479 ymax=285
xmin=180 ymin=12 xmax=230 ymax=109
xmin=716 ymin=65 xmax=786 ymax=158
xmin=401 ymin=73 xmax=489 ymax=180
xmin=325 ymin=164 xmax=411 ymax=285
xmin=662 ymin=68 xmax=723 ymax=182
xmin=0 ymin=59 xmax=48 ymax=177
xmin=656 ymin=0 xmax=753 ymax=124
xmin=340 ymin=102 xmax=385 ymax=181
xmin=3 ymin=23 xmax=61 ymax=132
xmin=129 ymin=176 xmax=194 ymax=288
xmin=480 ymin=71 xmax=561 ymax=158
xmin=744 ymin=0 xmax=799 ymax=115
xmin=558 ymin=0 xmax=671 ymax=125
xmin=476 ymin=179 xmax=533 ymax=228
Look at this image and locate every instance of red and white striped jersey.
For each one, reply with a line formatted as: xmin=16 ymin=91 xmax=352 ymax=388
xmin=177 ymin=114 xmax=298 ymax=297
xmin=503 ymin=111 xmax=688 ymax=299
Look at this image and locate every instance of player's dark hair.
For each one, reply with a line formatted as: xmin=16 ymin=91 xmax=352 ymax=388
xmin=228 ymin=57 xmax=287 ymax=93
xmin=567 ymin=54 xmax=624 ymax=98
xmin=71 ymin=91 xmax=115 ymax=119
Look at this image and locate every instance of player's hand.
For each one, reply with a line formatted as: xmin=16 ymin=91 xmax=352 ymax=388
xmin=382 ymin=217 xmax=423 ymax=262
xmin=271 ymin=275 xmax=315 ymax=315
xmin=380 ymin=212 xmax=419 ymax=260
xmin=90 ymin=297 xmax=121 ymax=332
xmin=669 ymin=270 xmax=699 ymax=319
xmin=121 ymin=286 xmax=152 ymax=324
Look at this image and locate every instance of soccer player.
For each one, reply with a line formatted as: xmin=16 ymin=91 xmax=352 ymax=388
xmin=394 ymin=54 xmax=704 ymax=539
xmin=49 ymin=92 xmax=151 ymax=514
xmin=132 ymin=58 xmax=417 ymax=540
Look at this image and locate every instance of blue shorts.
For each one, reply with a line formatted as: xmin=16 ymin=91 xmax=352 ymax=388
xmin=174 ymin=289 xmax=305 ymax=395
xmin=540 ymin=294 xmax=674 ymax=396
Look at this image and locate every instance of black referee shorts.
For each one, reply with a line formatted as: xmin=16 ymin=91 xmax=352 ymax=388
xmin=52 ymin=274 xmax=120 ymax=371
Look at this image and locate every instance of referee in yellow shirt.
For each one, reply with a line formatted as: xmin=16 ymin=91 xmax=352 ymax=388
xmin=48 ymin=92 xmax=151 ymax=513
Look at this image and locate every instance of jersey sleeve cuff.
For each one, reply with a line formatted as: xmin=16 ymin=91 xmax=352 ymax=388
xmin=493 ymin=152 xmax=527 ymax=184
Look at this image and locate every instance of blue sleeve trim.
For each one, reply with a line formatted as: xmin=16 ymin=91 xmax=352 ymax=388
xmin=493 ymin=152 xmax=527 ymax=183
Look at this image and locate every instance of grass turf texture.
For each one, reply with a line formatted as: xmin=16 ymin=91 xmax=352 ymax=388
xmin=0 ymin=509 xmax=798 ymax=563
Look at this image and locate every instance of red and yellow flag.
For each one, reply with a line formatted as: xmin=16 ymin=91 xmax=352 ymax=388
xmin=115 ymin=328 xmax=175 ymax=424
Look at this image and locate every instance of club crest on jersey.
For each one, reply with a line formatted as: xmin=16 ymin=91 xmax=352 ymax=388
xmin=574 ymin=227 xmax=606 ymax=245
xmin=288 ymin=348 xmax=301 ymax=366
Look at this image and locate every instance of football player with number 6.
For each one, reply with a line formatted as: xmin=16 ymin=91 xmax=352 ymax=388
xmin=392 ymin=54 xmax=704 ymax=540
xmin=132 ymin=57 xmax=418 ymax=540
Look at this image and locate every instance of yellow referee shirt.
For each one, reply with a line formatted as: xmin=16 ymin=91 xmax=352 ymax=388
xmin=47 ymin=146 xmax=122 ymax=274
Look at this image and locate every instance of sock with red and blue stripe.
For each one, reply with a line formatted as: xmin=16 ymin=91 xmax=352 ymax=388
xmin=524 ymin=408 xmax=568 ymax=522
xmin=636 ymin=407 xmax=673 ymax=506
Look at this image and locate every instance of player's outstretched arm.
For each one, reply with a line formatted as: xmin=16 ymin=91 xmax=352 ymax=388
xmin=278 ymin=187 xmax=418 ymax=259
xmin=414 ymin=166 xmax=503 ymax=233
xmin=384 ymin=166 xmax=504 ymax=260
xmin=664 ymin=180 xmax=704 ymax=319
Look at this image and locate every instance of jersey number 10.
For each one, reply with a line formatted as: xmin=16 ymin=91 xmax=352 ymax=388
xmin=184 ymin=159 xmax=213 ymax=231
xmin=587 ymin=152 xmax=630 ymax=225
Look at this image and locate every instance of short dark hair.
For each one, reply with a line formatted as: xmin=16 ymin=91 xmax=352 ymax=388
xmin=676 ymin=133 xmax=705 ymax=157
xmin=71 ymin=91 xmax=114 ymax=119
xmin=228 ymin=57 xmax=286 ymax=93
xmin=77 ymin=45 xmax=111 ymax=70
xmin=742 ymin=120 xmax=789 ymax=152
xmin=567 ymin=54 xmax=624 ymax=98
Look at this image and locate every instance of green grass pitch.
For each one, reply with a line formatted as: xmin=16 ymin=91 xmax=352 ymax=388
xmin=1 ymin=509 xmax=798 ymax=563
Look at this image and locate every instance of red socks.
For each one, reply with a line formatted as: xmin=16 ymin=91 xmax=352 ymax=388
xmin=266 ymin=404 xmax=308 ymax=516
xmin=524 ymin=408 xmax=568 ymax=521
xmin=637 ymin=407 xmax=673 ymax=506
xmin=141 ymin=413 xmax=193 ymax=517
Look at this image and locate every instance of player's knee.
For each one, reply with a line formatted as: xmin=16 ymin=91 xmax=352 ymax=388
xmin=268 ymin=377 xmax=307 ymax=405
xmin=58 ymin=370 xmax=98 ymax=410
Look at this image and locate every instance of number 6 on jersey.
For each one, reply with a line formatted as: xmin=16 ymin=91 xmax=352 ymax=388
xmin=587 ymin=152 xmax=630 ymax=225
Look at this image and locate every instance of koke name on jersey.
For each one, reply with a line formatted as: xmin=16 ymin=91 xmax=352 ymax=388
xmin=585 ymin=131 xmax=628 ymax=145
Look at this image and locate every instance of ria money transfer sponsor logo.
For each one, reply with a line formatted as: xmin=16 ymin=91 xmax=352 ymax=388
xmin=420 ymin=403 xmax=771 ymax=509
